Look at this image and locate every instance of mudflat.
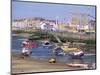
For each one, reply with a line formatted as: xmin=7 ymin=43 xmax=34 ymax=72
xmin=11 ymin=54 xmax=85 ymax=74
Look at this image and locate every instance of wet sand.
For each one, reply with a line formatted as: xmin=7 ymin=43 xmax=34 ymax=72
xmin=11 ymin=54 xmax=86 ymax=74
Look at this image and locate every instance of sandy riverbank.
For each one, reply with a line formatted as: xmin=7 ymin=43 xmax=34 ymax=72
xmin=11 ymin=53 xmax=86 ymax=74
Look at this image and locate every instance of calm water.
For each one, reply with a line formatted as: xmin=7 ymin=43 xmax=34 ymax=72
xmin=12 ymin=36 xmax=96 ymax=64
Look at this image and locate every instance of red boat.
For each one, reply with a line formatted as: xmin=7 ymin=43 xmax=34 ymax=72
xmin=24 ymin=44 xmax=38 ymax=48
xmin=22 ymin=40 xmax=38 ymax=48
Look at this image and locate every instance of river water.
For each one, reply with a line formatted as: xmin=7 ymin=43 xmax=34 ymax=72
xmin=11 ymin=36 xmax=96 ymax=64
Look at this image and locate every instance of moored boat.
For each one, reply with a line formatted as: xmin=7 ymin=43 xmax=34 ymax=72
xmin=42 ymin=40 xmax=53 ymax=48
xmin=68 ymin=50 xmax=84 ymax=58
xmin=60 ymin=44 xmax=84 ymax=58
xmin=67 ymin=63 xmax=88 ymax=68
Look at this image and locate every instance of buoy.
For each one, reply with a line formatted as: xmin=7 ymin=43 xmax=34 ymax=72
xmin=49 ymin=58 xmax=56 ymax=63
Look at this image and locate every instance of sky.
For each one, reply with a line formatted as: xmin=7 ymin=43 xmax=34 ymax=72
xmin=12 ymin=1 xmax=96 ymax=23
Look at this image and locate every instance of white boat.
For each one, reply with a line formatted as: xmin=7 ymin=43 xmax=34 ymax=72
xmin=68 ymin=50 xmax=84 ymax=58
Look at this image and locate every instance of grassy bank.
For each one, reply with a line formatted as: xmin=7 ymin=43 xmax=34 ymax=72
xmin=29 ymin=31 xmax=96 ymax=44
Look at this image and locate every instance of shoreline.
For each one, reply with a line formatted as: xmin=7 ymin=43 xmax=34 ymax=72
xmin=12 ymin=33 xmax=32 ymax=38
xmin=11 ymin=53 xmax=87 ymax=74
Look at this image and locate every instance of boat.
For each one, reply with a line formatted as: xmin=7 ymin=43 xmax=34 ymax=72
xmin=21 ymin=47 xmax=32 ymax=56
xmin=61 ymin=46 xmax=79 ymax=51
xmin=54 ymin=43 xmax=84 ymax=58
xmin=68 ymin=50 xmax=84 ymax=58
xmin=54 ymin=47 xmax=66 ymax=56
xmin=21 ymin=39 xmax=38 ymax=48
xmin=28 ymin=35 xmax=42 ymax=40
xmin=60 ymin=43 xmax=80 ymax=51
xmin=48 ymin=58 xmax=56 ymax=63
xmin=60 ymin=44 xmax=84 ymax=57
xmin=42 ymin=40 xmax=53 ymax=48
xmin=67 ymin=63 xmax=88 ymax=68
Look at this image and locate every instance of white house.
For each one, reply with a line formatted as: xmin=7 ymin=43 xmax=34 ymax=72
xmin=40 ymin=22 xmax=57 ymax=31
